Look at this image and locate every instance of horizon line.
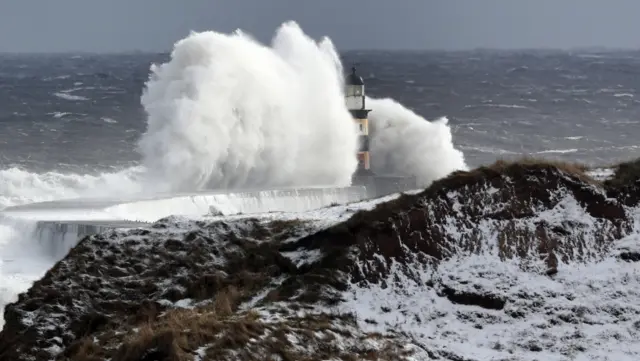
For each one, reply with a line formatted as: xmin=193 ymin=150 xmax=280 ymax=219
xmin=2 ymin=46 xmax=640 ymax=56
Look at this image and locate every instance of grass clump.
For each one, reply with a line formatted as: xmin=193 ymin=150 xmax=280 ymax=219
xmin=481 ymin=156 xmax=593 ymax=183
xmin=605 ymin=158 xmax=640 ymax=188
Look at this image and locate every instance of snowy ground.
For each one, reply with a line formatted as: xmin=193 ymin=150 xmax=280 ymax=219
xmin=586 ymin=167 xmax=616 ymax=182
xmin=3 ymin=165 xmax=640 ymax=360
xmin=335 ymin=254 xmax=640 ymax=361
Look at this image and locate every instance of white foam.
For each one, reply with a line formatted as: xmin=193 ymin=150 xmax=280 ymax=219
xmin=53 ymin=92 xmax=88 ymax=101
xmin=535 ymin=148 xmax=579 ymax=154
xmin=0 ymin=166 xmax=144 ymax=209
xmin=49 ymin=112 xmax=71 ymax=118
xmin=367 ymin=98 xmax=468 ymax=186
xmin=106 ymin=187 xmax=367 ymax=221
xmin=137 ymin=22 xmax=359 ymax=193
xmin=2 ymin=186 xmax=368 ymax=223
xmin=0 ymin=216 xmax=64 ymax=326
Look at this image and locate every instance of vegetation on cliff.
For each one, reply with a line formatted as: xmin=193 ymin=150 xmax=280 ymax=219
xmin=1 ymin=158 xmax=640 ymax=361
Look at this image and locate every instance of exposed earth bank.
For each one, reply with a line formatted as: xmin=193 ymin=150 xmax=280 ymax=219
xmin=2 ymin=159 xmax=640 ymax=361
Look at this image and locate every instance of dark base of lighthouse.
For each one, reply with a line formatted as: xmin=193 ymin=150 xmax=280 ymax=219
xmin=352 ymin=170 xmax=418 ymax=199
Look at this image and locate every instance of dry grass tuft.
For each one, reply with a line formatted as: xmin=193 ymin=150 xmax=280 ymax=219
xmin=606 ymin=157 xmax=640 ymax=188
xmin=213 ymin=286 xmax=241 ymax=317
xmin=473 ymin=156 xmax=594 ymax=184
xmin=67 ymin=287 xmax=249 ymax=361
xmin=70 ymin=305 xmax=411 ymax=361
xmin=490 ymin=155 xmax=589 ymax=171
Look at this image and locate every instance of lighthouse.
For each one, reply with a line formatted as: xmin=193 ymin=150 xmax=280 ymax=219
xmin=346 ymin=66 xmax=417 ymax=198
xmin=345 ymin=66 xmax=371 ymax=174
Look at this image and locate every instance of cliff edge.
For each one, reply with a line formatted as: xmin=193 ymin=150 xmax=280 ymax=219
xmin=2 ymin=159 xmax=640 ymax=361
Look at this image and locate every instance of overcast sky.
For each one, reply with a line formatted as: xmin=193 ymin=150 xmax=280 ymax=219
xmin=1 ymin=0 xmax=639 ymax=53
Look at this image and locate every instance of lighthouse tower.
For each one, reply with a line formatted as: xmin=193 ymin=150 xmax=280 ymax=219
xmin=346 ymin=66 xmax=416 ymax=198
xmin=345 ymin=67 xmax=371 ymax=174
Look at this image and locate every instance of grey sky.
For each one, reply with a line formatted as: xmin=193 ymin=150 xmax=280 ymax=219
xmin=1 ymin=0 xmax=639 ymax=53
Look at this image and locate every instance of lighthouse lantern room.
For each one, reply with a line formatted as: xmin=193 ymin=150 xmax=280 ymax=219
xmin=345 ymin=66 xmax=371 ymax=173
xmin=345 ymin=67 xmax=366 ymax=110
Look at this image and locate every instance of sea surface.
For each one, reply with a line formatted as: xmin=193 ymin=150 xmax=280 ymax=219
xmin=1 ymin=49 xmax=640 ymax=174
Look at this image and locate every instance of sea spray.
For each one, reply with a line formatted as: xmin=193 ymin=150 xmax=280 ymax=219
xmin=367 ymin=97 xmax=468 ymax=186
xmin=0 ymin=21 xmax=467 ymax=205
xmin=138 ymin=22 xmax=360 ymax=192
xmin=0 ymin=216 xmax=58 ymax=327
xmin=137 ymin=21 xmax=467 ymax=192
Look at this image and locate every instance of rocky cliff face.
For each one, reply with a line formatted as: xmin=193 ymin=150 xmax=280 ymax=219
xmin=1 ymin=160 xmax=640 ymax=361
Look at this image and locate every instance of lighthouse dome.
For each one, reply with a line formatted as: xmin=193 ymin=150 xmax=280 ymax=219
xmin=346 ymin=67 xmax=365 ymax=86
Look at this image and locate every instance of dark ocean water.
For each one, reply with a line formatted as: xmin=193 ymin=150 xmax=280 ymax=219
xmin=1 ymin=49 xmax=640 ymax=174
